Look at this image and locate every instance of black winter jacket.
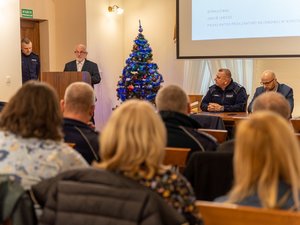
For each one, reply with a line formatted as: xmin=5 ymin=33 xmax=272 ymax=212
xmin=160 ymin=111 xmax=218 ymax=160
xmin=31 ymin=168 xmax=187 ymax=225
xmin=63 ymin=118 xmax=100 ymax=164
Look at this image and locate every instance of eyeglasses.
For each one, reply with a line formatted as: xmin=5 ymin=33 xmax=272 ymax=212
xmin=260 ymin=78 xmax=274 ymax=85
xmin=74 ymin=51 xmax=87 ymax=54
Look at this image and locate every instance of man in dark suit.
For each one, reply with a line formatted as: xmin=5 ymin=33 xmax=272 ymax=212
xmin=248 ymin=70 xmax=294 ymax=114
xmin=64 ymin=44 xmax=101 ymax=87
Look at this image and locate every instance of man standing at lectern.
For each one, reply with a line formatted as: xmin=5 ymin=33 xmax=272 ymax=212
xmin=64 ymin=44 xmax=101 ymax=87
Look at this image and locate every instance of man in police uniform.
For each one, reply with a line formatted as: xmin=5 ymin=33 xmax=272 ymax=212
xmin=200 ymin=68 xmax=247 ymax=112
xmin=21 ymin=38 xmax=40 ymax=84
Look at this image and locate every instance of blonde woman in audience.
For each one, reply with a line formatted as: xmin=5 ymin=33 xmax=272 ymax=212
xmin=217 ymin=111 xmax=300 ymax=209
xmin=0 ymin=81 xmax=88 ymax=189
xmin=96 ymin=99 xmax=200 ymax=224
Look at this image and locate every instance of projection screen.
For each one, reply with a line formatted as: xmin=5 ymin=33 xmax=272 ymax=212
xmin=177 ymin=0 xmax=300 ymax=58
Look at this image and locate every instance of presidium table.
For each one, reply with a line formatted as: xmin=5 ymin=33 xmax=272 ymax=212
xmin=190 ymin=112 xmax=248 ymax=130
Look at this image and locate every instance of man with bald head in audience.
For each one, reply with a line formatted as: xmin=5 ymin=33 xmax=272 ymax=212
xmin=156 ymin=85 xmax=218 ymax=159
xmin=248 ymin=70 xmax=294 ymax=114
xmin=217 ymin=91 xmax=291 ymax=152
xmin=252 ymin=91 xmax=291 ymax=119
xmin=61 ymin=82 xmax=100 ymax=164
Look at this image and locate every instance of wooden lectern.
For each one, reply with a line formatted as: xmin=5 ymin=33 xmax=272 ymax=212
xmin=41 ymin=72 xmax=91 ymax=100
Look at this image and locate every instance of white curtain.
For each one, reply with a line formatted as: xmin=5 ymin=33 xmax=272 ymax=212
xmin=183 ymin=59 xmax=254 ymax=96
xmin=183 ymin=60 xmax=208 ymax=94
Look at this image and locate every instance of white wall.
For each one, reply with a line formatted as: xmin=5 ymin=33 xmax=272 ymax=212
xmin=86 ymin=0 xmax=184 ymax=130
xmin=20 ymin=0 xmax=56 ymax=71
xmin=123 ymin=0 xmax=184 ymax=86
xmin=86 ymin=0 xmax=300 ymax=127
xmin=86 ymin=0 xmax=124 ymax=130
xmin=55 ymin=0 xmax=86 ymax=71
xmin=2 ymin=0 xmax=299 ymax=126
xmin=0 ymin=0 xmax=22 ymax=101
xmin=20 ymin=0 xmax=184 ymax=129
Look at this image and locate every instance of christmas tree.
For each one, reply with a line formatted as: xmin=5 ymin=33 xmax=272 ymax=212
xmin=117 ymin=21 xmax=163 ymax=103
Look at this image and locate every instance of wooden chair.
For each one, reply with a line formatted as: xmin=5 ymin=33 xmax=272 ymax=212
xmin=66 ymin=142 xmax=76 ymax=148
xmin=164 ymin=147 xmax=191 ymax=168
xmin=198 ymin=128 xmax=228 ymax=143
xmin=291 ymin=119 xmax=300 ymax=133
xmin=233 ymin=116 xmax=248 ymax=126
xmin=188 ymin=94 xmax=203 ymax=113
xmin=196 ymin=200 xmax=300 ymax=225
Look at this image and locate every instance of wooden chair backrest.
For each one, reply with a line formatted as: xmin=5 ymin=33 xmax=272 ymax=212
xmin=188 ymin=94 xmax=203 ymax=104
xmin=291 ymin=119 xmax=300 ymax=133
xmin=196 ymin=200 xmax=300 ymax=225
xmin=188 ymin=95 xmax=203 ymax=113
xmin=164 ymin=147 xmax=191 ymax=167
xmin=233 ymin=116 xmax=248 ymax=126
xmin=198 ymin=128 xmax=228 ymax=143
xmin=66 ymin=142 xmax=76 ymax=148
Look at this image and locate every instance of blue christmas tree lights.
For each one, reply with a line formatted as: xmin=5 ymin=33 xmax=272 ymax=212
xmin=116 ymin=21 xmax=164 ymax=103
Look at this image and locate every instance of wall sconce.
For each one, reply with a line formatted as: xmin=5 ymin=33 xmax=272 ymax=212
xmin=108 ymin=5 xmax=124 ymax=14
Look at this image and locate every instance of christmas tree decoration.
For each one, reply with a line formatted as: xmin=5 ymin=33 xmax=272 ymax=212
xmin=117 ymin=21 xmax=164 ymax=103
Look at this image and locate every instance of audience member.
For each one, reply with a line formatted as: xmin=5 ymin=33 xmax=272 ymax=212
xmin=32 ymin=168 xmax=186 ymax=225
xmin=200 ymin=68 xmax=247 ymax=112
xmin=97 ymin=100 xmax=200 ymax=224
xmin=252 ymin=91 xmax=291 ymax=119
xmin=61 ymin=82 xmax=100 ymax=164
xmin=31 ymin=99 xmax=199 ymax=225
xmin=0 ymin=81 xmax=88 ymax=189
xmin=248 ymin=70 xmax=294 ymax=114
xmin=155 ymin=85 xmax=218 ymax=159
xmin=64 ymin=44 xmax=101 ymax=87
xmin=21 ymin=38 xmax=40 ymax=84
xmin=217 ymin=91 xmax=291 ymax=152
xmin=217 ymin=111 xmax=300 ymax=209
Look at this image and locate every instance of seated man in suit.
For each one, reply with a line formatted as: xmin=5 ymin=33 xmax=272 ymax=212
xmin=61 ymin=82 xmax=100 ymax=164
xmin=200 ymin=68 xmax=248 ymax=112
xmin=64 ymin=44 xmax=101 ymax=87
xmin=155 ymin=85 xmax=218 ymax=160
xmin=248 ymin=70 xmax=294 ymax=114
